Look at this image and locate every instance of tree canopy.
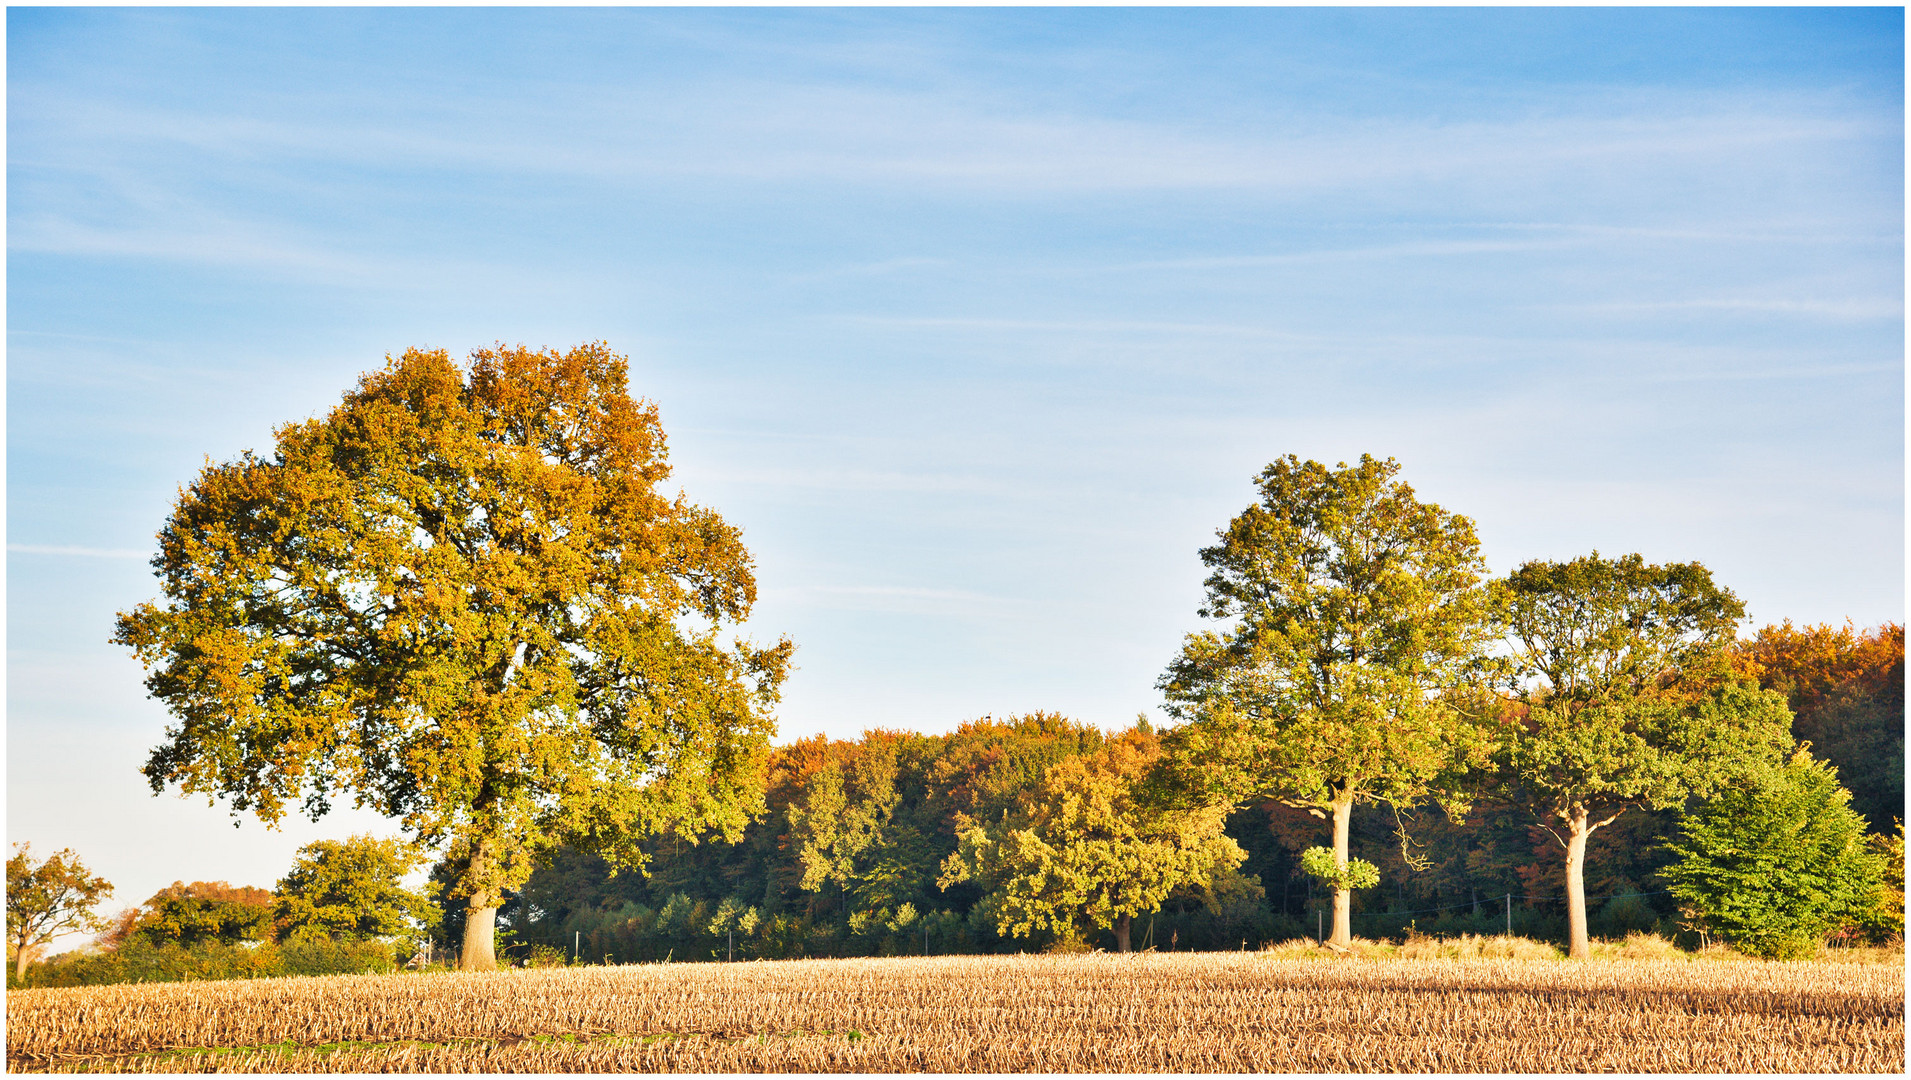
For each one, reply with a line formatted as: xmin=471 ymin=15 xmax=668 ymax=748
xmin=1732 ymin=621 xmax=1903 ymax=833
xmin=939 ymin=729 xmax=1242 ymax=951
xmin=125 ymin=882 xmax=276 ymax=949
xmin=1489 ymin=553 xmax=1794 ymax=957
xmin=115 ymin=343 xmax=792 ymax=969
xmin=273 ymin=835 xmax=438 ymax=945
xmin=1158 ymin=455 xmax=1492 ymax=947
xmin=7 ymin=844 xmax=113 ymax=980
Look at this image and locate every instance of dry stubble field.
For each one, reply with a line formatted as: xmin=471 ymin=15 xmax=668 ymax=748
xmin=6 ymin=950 xmax=1903 ymax=1073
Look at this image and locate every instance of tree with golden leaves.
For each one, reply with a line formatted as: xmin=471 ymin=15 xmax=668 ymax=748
xmin=939 ymin=728 xmax=1242 ymax=952
xmin=115 ymin=344 xmax=792 ymax=970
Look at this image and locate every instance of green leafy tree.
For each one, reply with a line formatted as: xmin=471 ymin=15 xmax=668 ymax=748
xmin=1864 ymin=822 xmax=1903 ymax=941
xmin=941 ymin=728 xmax=1243 ymax=952
xmin=1490 ymin=553 xmax=1794 ymax=957
xmin=785 ymin=735 xmax=908 ymax=915
xmin=123 ymin=882 xmax=275 ymax=949
xmin=1664 ymin=749 xmax=1888 ymax=959
xmin=1158 ymin=455 xmax=1493 ymax=947
xmin=114 ymin=344 xmax=793 ymax=970
xmin=7 ymin=844 xmax=112 ymax=980
xmin=274 ymin=834 xmax=439 ymax=945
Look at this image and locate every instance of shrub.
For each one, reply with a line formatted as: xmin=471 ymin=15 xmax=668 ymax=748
xmin=11 ymin=935 xmax=400 ymax=988
xmin=1665 ymin=750 xmax=1888 ymax=960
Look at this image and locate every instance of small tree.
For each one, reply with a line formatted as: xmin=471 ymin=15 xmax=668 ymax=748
xmin=115 ymin=344 xmax=792 ymax=970
xmin=274 ymin=835 xmax=439 ymax=945
xmin=939 ymin=728 xmax=1242 ymax=952
xmin=7 ymin=844 xmax=113 ymax=979
xmin=1489 ymin=553 xmax=1794 ymax=958
xmin=1158 ymin=455 xmax=1493 ymax=948
xmin=1664 ymin=749 xmax=1888 ymax=959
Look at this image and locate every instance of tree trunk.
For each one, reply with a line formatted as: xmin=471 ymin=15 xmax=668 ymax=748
xmin=1564 ymin=809 xmax=1591 ymax=960
xmin=14 ymin=940 xmax=34 ymax=981
xmin=462 ymin=901 xmax=499 ymax=971
xmin=1114 ymin=913 xmax=1132 ymax=953
xmin=1330 ymin=788 xmax=1354 ymax=948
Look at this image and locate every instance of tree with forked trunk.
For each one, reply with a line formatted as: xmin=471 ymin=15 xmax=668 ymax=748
xmin=115 ymin=344 xmax=791 ymax=970
xmin=1489 ymin=553 xmax=1793 ymax=958
xmin=1157 ymin=455 xmax=1494 ymax=949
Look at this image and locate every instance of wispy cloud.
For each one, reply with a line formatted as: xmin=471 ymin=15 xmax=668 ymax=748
xmin=9 ymin=544 xmax=150 ymax=559
xmin=15 ymin=80 xmax=1893 ymax=198
xmin=786 ymin=257 xmax=950 ymax=284
xmin=834 ymin=315 xmax=1318 ymax=339
xmin=1546 ymin=298 xmax=1904 ymax=321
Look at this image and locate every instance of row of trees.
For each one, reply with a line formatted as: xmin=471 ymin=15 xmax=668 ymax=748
xmin=106 ymin=345 xmax=1900 ymax=969
xmin=7 ymin=836 xmax=435 ymax=984
xmin=475 ymin=642 xmax=1894 ymax=966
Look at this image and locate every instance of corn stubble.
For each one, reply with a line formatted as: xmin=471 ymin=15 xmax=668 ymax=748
xmin=8 ymin=952 xmax=1901 ymax=1073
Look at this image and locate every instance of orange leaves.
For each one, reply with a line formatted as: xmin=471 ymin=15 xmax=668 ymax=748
xmin=1733 ymin=620 xmax=1904 ymax=718
xmin=115 ymin=344 xmax=790 ymax=941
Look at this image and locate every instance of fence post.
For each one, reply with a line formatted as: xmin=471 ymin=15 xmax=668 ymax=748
xmin=1505 ymin=894 xmax=1511 ymax=937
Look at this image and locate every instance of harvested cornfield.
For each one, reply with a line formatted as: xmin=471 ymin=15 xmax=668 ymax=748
xmin=7 ymin=951 xmax=1903 ymax=1073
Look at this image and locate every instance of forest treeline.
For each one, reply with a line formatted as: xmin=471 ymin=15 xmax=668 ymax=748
xmin=91 ymin=351 xmax=1901 ymax=972
xmin=470 ymin=622 xmax=1902 ymax=964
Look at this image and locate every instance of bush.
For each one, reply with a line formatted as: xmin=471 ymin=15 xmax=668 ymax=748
xmin=11 ymin=935 xmax=400 ymax=988
xmin=1665 ymin=750 xmax=1888 ymax=960
xmin=1589 ymin=895 xmax=1660 ymax=938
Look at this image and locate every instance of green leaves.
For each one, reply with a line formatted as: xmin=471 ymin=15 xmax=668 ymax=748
xmin=1664 ymin=750 xmax=1888 ymax=959
xmin=942 ymin=730 xmax=1244 ymax=945
xmin=1160 ymin=455 xmax=1491 ymax=815
xmin=1297 ymin=847 xmax=1379 ymax=891
xmin=1489 ymin=553 xmax=1792 ymax=825
xmin=1493 ymin=552 xmax=1744 ymax=701
xmin=272 ymin=835 xmax=438 ymax=946
xmin=7 ymin=845 xmax=113 ymax=976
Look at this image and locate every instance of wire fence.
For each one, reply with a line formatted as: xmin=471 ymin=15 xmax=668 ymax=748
xmin=1337 ymin=889 xmax=1672 ymax=920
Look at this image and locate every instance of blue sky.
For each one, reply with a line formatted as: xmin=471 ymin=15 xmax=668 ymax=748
xmin=8 ymin=8 xmax=1903 ymax=931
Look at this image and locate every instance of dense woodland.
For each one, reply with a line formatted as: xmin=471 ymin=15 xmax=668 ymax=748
xmin=462 ymin=622 xmax=1902 ymax=964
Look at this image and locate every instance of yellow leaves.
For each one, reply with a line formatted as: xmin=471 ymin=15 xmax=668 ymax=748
xmin=1163 ymin=456 xmax=1490 ymax=819
xmin=959 ymin=727 xmax=1244 ymax=942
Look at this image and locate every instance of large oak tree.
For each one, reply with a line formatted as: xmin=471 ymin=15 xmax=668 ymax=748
xmin=115 ymin=344 xmax=792 ymax=969
xmin=1158 ymin=455 xmax=1492 ymax=948
xmin=1489 ymin=553 xmax=1793 ymax=958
